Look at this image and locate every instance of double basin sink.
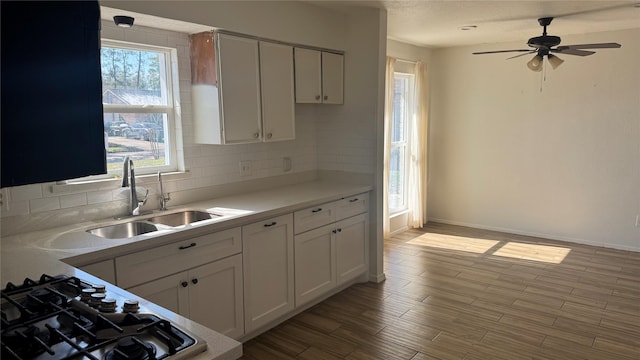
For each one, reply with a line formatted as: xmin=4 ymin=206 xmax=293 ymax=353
xmin=87 ymin=210 xmax=223 ymax=239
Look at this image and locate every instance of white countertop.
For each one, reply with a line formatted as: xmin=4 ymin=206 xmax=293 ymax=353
xmin=0 ymin=180 xmax=372 ymax=360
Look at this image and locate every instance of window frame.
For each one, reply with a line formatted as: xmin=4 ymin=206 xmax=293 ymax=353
xmin=68 ymin=39 xmax=180 ymax=183
xmin=389 ymin=71 xmax=415 ymax=215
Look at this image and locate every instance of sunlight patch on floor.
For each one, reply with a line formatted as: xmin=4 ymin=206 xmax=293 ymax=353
xmin=492 ymin=242 xmax=571 ymax=264
xmin=407 ymin=233 xmax=500 ymax=254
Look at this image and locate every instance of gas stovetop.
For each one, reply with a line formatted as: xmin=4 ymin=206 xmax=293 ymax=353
xmin=1 ymin=275 xmax=207 ymax=360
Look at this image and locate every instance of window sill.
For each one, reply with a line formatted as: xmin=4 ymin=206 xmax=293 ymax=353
xmin=51 ymin=170 xmax=191 ymax=194
xmin=389 ymin=209 xmax=409 ymax=218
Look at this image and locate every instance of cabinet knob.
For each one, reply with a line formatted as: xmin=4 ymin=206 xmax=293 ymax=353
xmin=315 ymin=95 xmax=321 ymax=100
xmin=191 ymin=278 xmax=199 ymax=285
xmin=337 ymin=228 xmax=342 ymax=233
xmin=181 ymin=281 xmax=188 ymax=288
xmin=324 ymin=95 xmax=328 ymax=101
xmin=332 ymin=229 xmax=337 ymax=234
xmin=267 ymin=133 xmax=273 ymax=139
xmin=253 ymin=132 xmax=259 ymax=138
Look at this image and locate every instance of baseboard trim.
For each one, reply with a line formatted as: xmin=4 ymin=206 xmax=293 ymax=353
xmin=428 ymin=218 xmax=640 ymax=253
xmin=369 ymin=272 xmax=386 ymax=283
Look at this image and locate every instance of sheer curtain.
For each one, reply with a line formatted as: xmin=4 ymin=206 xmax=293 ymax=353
xmin=383 ymin=57 xmax=396 ymax=239
xmin=407 ymin=61 xmax=428 ymax=228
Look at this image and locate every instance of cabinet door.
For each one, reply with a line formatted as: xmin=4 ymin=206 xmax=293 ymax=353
xmin=189 ymin=254 xmax=244 ymax=339
xmin=217 ymin=34 xmax=262 ymax=143
xmin=336 ymin=213 xmax=369 ymax=285
xmin=242 ymin=214 xmax=294 ymax=333
xmin=294 ymin=48 xmax=322 ymax=103
xmin=260 ymin=42 xmax=295 ymax=142
xmin=127 ymin=272 xmax=189 ymax=316
xmin=294 ymin=224 xmax=336 ymax=306
xmin=322 ymin=52 xmax=344 ymax=104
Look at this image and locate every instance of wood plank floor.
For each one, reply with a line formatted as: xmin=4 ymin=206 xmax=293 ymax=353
xmin=241 ymin=223 xmax=640 ymax=359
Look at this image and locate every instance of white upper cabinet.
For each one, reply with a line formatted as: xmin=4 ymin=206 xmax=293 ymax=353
xmin=294 ymin=48 xmax=322 ymax=103
xmin=217 ymin=34 xmax=263 ymax=143
xmin=321 ymin=52 xmax=344 ymax=104
xmin=259 ymin=42 xmax=295 ymax=142
xmin=294 ymin=48 xmax=344 ymax=104
xmin=190 ymin=32 xmax=295 ymax=144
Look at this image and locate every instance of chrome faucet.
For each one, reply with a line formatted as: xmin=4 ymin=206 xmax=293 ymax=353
xmin=158 ymin=171 xmax=171 ymax=211
xmin=121 ymin=156 xmax=148 ymax=216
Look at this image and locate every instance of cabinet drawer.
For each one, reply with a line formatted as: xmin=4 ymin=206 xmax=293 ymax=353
xmin=294 ymin=203 xmax=336 ymax=234
xmin=116 ymin=227 xmax=242 ymax=289
xmin=335 ymin=193 xmax=369 ymax=220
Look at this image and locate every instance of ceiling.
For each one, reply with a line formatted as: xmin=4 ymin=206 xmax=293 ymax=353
xmin=308 ymin=0 xmax=640 ymax=48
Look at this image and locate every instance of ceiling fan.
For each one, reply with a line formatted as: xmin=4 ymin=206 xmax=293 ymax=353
xmin=472 ymin=17 xmax=622 ymax=71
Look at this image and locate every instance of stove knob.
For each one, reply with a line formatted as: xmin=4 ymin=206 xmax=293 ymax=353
xmin=90 ymin=293 xmax=106 ymax=308
xmin=92 ymin=284 xmax=106 ymax=293
xmin=99 ymin=298 xmax=117 ymax=313
xmin=181 ymin=281 xmax=188 ymax=287
xmin=81 ymin=288 xmax=96 ymax=303
xmin=122 ymin=299 xmax=140 ymax=313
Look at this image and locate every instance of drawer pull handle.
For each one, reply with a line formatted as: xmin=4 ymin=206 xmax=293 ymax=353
xmin=181 ymin=281 xmax=188 ymax=288
xmin=179 ymin=242 xmax=197 ymax=250
xmin=264 ymin=222 xmax=277 ymax=227
xmin=349 ymin=198 xmax=359 ymax=203
xmin=192 ymin=278 xmax=199 ymax=285
xmin=312 ymin=208 xmax=323 ymax=213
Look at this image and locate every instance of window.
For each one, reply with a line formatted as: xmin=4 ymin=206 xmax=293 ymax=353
xmin=101 ymin=40 xmax=178 ymax=176
xmin=389 ymin=72 xmax=414 ymax=214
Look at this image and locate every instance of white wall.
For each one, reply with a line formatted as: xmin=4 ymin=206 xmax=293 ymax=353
xmin=387 ymin=39 xmax=431 ymax=63
xmin=429 ymin=28 xmax=640 ymax=251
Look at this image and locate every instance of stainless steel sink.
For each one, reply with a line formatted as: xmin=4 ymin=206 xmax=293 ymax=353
xmin=87 ymin=221 xmax=158 ymax=239
xmin=146 ymin=210 xmax=221 ymax=227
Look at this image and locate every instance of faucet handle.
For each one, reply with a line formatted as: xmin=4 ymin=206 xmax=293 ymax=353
xmin=138 ymin=188 xmax=149 ymax=206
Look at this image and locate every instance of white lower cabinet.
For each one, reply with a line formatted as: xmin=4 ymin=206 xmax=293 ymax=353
xmin=242 ymin=214 xmax=294 ymax=333
xmin=293 ymin=193 xmax=369 ymax=307
xmin=336 ymin=213 xmax=369 ymax=285
xmin=128 ymin=254 xmax=244 ymax=339
xmin=117 ymin=227 xmax=244 ymax=339
xmin=127 ymin=272 xmax=187 ymax=315
xmin=294 ymin=224 xmax=336 ymax=306
xmin=112 ymin=192 xmax=368 ymax=340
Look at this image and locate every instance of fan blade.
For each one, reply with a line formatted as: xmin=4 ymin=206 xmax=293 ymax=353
xmin=506 ymin=51 xmax=536 ymax=60
xmin=552 ymin=48 xmax=595 ymax=56
xmin=472 ymin=49 xmax=531 ymax=55
xmin=558 ymin=43 xmax=621 ymax=49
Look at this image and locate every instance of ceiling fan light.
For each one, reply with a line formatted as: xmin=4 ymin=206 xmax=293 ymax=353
xmin=526 ymin=54 xmax=543 ymax=72
xmin=547 ymin=54 xmax=564 ymax=69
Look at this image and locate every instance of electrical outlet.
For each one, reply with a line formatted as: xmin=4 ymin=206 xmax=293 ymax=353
xmin=283 ymin=157 xmax=292 ymax=172
xmin=239 ymin=160 xmax=252 ymax=176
